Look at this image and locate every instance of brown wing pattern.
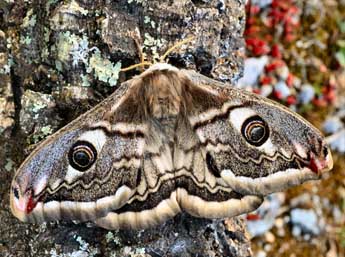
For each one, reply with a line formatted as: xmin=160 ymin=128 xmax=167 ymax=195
xmin=10 ymin=64 xmax=332 ymax=229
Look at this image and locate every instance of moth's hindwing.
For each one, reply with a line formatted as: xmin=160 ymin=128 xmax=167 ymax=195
xmin=10 ymin=64 xmax=333 ymax=229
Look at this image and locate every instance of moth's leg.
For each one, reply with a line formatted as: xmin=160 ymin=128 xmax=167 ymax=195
xmin=94 ymin=191 xmax=181 ymax=230
xmin=176 ymin=188 xmax=263 ymax=219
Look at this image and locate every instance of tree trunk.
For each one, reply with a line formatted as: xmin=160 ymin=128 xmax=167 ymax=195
xmin=0 ymin=0 xmax=251 ymax=256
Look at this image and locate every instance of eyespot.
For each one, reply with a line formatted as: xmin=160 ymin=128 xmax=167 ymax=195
xmin=68 ymin=141 xmax=97 ymax=171
xmin=241 ymin=115 xmax=269 ymax=146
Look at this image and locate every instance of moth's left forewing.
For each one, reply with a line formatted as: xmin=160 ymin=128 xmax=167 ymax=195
xmin=10 ymin=81 xmax=142 ymax=223
xmin=181 ymin=70 xmax=333 ymax=198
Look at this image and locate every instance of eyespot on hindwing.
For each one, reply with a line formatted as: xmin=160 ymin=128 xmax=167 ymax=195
xmin=68 ymin=141 xmax=97 ymax=171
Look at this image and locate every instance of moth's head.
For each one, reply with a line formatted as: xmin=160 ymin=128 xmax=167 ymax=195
xmin=212 ymin=93 xmax=333 ymax=195
xmin=10 ymin=127 xmax=135 ymax=223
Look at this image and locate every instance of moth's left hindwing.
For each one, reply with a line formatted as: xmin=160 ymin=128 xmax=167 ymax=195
xmin=10 ymin=64 xmax=333 ymax=229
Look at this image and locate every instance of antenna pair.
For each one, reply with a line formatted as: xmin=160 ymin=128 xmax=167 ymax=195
xmin=120 ymin=33 xmax=195 ymax=72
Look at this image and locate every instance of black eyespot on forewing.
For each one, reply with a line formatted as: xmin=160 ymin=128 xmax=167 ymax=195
xmin=241 ymin=115 xmax=269 ymax=146
xmin=68 ymin=141 xmax=97 ymax=171
xmin=206 ymin=152 xmax=221 ymax=178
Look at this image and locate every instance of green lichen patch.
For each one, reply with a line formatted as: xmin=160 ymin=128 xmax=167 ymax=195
xmin=49 ymin=235 xmax=99 ymax=257
xmin=54 ymin=32 xmax=121 ymax=87
xmin=55 ymin=31 xmax=82 ymax=64
xmin=28 ymin=125 xmax=53 ymax=144
xmin=144 ymin=16 xmax=156 ymax=29
xmin=80 ymin=74 xmax=91 ymax=87
xmin=22 ymin=91 xmax=54 ymax=113
xmin=54 ymin=31 xmax=97 ymax=69
xmin=20 ymin=36 xmax=32 ymax=46
xmin=87 ymin=51 xmax=121 ymax=87
xmin=105 ymin=231 xmax=122 ymax=247
xmin=143 ymin=33 xmax=166 ymax=61
xmin=0 ymin=53 xmax=12 ymax=75
xmin=21 ymin=9 xmax=37 ymax=29
xmin=67 ymin=0 xmax=89 ymax=16
xmin=20 ymin=8 xmax=37 ymax=49
xmin=4 ymin=158 xmax=14 ymax=172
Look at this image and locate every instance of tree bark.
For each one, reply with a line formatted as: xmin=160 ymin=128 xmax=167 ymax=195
xmin=0 ymin=1 xmax=251 ymax=256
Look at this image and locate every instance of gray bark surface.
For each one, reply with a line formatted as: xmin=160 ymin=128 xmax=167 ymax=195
xmin=0 ymin=1 xmax=251 ymax=256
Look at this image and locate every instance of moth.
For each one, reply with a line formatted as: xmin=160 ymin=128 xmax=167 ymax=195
xmin=10 ymin=63 xmax=333 ymax=229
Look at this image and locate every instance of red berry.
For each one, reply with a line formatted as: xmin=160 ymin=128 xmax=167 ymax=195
xmin=271 ymin=44 xmax=282 ymax=58
xmin=286 ymin=95 xmax=297 ymax=105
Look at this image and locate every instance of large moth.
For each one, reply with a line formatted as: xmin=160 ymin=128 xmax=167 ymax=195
xmin=10 ymin=63 xmax=333 ymax=229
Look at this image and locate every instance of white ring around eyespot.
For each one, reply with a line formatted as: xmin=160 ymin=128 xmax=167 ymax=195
xmin=229 ymin=107 xmax=257 ymax=132
xmin=229 ymin=107 xmax=277 ymax=156
xmin=77 ymin=129 xmax=107 ymax=153
xmin=65 ymin=129 xmax=107 ymax=183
